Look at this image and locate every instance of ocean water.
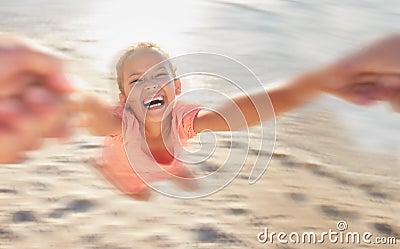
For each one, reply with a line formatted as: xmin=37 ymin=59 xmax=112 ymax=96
xmin=1 ymin=0 xmax=399 ymax=158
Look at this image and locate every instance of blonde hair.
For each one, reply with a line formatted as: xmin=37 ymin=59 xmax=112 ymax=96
xmin=115 ymin=42 xmax=176 ymax=93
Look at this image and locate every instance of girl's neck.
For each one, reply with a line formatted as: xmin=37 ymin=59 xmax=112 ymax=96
xmin=142 ymin=116 xmax=172 ymax=140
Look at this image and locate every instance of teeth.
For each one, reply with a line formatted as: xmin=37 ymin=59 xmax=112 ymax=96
xmin=143 ymin=96 xmax=163 ymax=105
xmin=143 ymin=95 xmax=165 ymax=109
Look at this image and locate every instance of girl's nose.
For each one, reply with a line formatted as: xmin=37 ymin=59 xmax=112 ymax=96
xmin=144 ymin=82 xmax=159 ymax=91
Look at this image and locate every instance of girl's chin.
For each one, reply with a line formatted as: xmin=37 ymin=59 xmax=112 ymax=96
xmin=143 ymin=107 xmax=172 ymax=123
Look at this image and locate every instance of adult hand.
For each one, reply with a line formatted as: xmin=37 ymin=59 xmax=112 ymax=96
xmin=0 ymin=34 xmax=74 ymax=163
xmin=322 ymin=34 xmax=400 ymax=108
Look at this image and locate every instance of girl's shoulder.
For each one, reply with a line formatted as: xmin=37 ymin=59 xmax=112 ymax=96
xmin=172 ymin=101 xmax=204 ymax=140
xmin=112 ymin=104 xmax=136 ymax=119
xmin=172 ymin=101 xmax=203 ymax=119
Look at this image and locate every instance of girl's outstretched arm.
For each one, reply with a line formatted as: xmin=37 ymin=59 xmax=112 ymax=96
xmin=193 ymin=34 xmax=400 ymax=133
xmin=72 ymin=92 xmax=122 ymax=136
xmin=193 ymin=68 xmax=329 ymax=132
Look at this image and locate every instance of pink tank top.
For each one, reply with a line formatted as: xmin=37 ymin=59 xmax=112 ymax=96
xmin=101 ymin=101 xmax=202 ymax=193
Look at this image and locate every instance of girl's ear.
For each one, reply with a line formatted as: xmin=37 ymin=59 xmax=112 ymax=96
xmin=119 ymin=93 xmax=127 ymax=104
xmin=174 ymin=78 xmax=182 ymax=95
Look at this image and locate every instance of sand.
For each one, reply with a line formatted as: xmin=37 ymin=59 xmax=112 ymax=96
xmin=0 ymin=110 xmax=398 ymax=248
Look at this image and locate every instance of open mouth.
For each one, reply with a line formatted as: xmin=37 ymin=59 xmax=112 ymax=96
xmin=143 ymin=95 xmax=166 ymax=110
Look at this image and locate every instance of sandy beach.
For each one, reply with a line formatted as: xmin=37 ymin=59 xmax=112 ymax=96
xmin=0 ymin=0 xmax=399 ymax=248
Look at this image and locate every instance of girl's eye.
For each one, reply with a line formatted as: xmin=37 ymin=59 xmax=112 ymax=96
xmin=130 ymin=78 xmax=143 ymax=84
xmin=155 ymin=73 xmax=168 ymax=78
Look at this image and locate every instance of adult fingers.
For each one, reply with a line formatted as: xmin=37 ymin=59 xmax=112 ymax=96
xmin=339 ymin=34 xmax=400 ymax=75
xmin=0 ymin=98 xmax=42 ymax=162
xmin=0 ymin=34 xmax=74 ymax=93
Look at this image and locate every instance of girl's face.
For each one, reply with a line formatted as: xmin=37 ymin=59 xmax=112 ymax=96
xmin=120 ymin=50 xmax=181 ymax=124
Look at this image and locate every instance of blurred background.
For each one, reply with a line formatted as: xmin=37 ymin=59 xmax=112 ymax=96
xmin=0 ymin=0 xmax=399 ymax=248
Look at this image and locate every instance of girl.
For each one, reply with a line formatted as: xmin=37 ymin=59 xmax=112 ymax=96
xmin=77 ymin=37 xmax=400 ymax=201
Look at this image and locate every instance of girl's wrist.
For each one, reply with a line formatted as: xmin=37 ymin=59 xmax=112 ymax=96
xmin=290 ymin=66 xmax=333 ymax=94
xmin=306 ymin=62 xmax=348 ymax=95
